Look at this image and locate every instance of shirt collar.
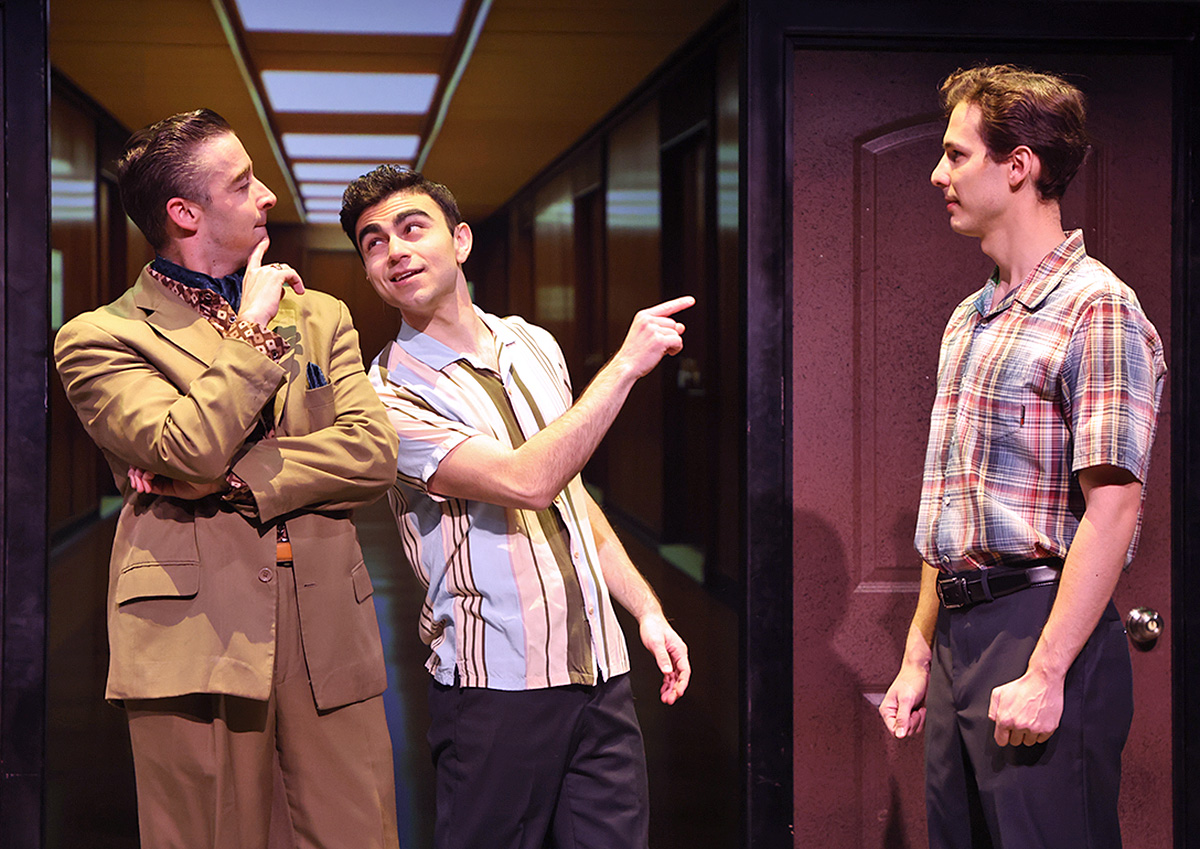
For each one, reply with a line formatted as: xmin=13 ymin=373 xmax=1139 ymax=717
xmin=974 ymin=229 xmax=1087 ymax=318
xmin=394 ymin=306 xmax=517 ymax=375
xmin=151 ymin=255 xmax=245 ymax=312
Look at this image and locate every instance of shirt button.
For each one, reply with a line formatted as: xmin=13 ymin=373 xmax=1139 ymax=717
xmin=588 ymin=606 xmax=595 ymax=615
xmin=258 ymin=567 xmax=274 ymax=583
xmin=572 ymin=549 xmax=581 ymax=561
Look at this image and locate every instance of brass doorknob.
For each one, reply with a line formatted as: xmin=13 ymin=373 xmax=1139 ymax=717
xmin=1126 ymin=607 xmax=1165 ymax=652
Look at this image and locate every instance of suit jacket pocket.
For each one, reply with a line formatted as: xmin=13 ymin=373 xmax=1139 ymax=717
xmin=351 ymin=560 xmax=374 ymax=603
xmin=115 ymin=562 xmax=200 ymax=605
xmin=305 ymin=382 xmax=336 ymax=430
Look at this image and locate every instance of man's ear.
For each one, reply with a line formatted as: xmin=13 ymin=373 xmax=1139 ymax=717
xmin=1007 ymin=145 xmax=1039 ymax=192
xmin=454 ymin=221 xmax=473 ymax=265
xmin=165 ymin=196 xmax=201 ymax=236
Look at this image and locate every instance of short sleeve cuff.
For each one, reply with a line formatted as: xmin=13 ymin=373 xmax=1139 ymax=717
xmin=414 ymin=431 xmax=472 ymax=503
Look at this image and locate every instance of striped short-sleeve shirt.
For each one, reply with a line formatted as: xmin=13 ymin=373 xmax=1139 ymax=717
xmin=915 ymin=230 xmax=1166 ymax=573
xmin=369 ymin=308 xmax=630 ymax=690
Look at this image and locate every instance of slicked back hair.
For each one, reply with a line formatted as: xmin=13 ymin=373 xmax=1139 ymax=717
xmin=940 ymin=64 xmax=1090 ymax=201
xmin=117 ymin=108 xmax=234 ymax=250
xmin=340 ymin=165 xmax=463 ymax=258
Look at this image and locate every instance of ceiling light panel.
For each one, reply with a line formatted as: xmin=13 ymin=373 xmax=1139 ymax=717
xmin=262 ymin=70 xmax=439 ymax=114
xmin=283 ymin=133 xmax=420 ymax=161
xmin=303 ymin=197 xmax=344 ymax=212
xmin=294 ymin=162 xmax=406 ymax=182
xmin=300 ymin=182 xmax=352 ymax=198
xmin=234 ymin=0 xmax=466 ymax=36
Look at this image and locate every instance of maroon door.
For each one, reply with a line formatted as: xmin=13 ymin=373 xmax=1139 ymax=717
xmin=790 ymin=49 xmax=1173 ymax=846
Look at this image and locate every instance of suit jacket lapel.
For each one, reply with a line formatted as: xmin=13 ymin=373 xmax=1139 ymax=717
xmin=131 ymin=266 xmax=305 ymax=432
xmin=132 ymin=268 xmax=224 ymax=365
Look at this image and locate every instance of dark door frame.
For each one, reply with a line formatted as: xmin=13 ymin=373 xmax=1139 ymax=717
xmin=742 ymin=2 xmax=1200 ymax=847
xmin=0 ymin=0 xmax=51 ymax=846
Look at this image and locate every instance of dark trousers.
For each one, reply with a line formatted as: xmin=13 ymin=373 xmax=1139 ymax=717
xmin=427 ymin=672 xmax=649 ymax=849
xmin=925 ymin=584 xmax=1133 ymax=849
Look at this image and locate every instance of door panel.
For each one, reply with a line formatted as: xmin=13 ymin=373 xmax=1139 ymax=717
xmin=791 ymin=49 xmax=1172 ymax=847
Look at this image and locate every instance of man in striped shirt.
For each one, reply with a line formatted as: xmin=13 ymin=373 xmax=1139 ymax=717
xmin=878 ymin=66 xmax=1165 ymax=848
xmin=340 ymin=166 xmax=692 ymax=849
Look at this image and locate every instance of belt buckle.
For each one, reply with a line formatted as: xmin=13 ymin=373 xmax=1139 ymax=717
xmin=936 ymin=574 xmax=969 ymax=609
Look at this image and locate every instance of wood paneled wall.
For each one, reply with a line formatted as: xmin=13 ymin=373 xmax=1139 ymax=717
xmin=604 ymin=101 xmax=667 ymax=534
xmin=468 ymin=16 xmax=740 ymax=590
xmin=49 ymin=83 xmax=127 ymax=533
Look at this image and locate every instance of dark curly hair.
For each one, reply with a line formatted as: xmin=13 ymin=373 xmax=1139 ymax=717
xmin=940 ymin=64 xmax=1090 ymax=201
xmin=117 ymin=109 xmax=233 ymax=250
xmin=340 ymin=165 xmax=463 ymax=257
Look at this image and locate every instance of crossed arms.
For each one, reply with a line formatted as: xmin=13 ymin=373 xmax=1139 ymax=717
xmin=54 ymin=288 xmax=396 ymax=520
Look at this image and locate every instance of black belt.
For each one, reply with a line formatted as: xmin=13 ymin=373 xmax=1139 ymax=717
xmin=936 ymin=559 xmax=1063 ymax=609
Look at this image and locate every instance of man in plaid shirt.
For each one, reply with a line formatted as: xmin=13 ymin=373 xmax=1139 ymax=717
xmin=878 ymin=65 xmax=1166 ymax=848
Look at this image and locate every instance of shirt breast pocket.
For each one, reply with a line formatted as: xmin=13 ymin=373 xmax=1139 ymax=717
xmin=960 ymin=357 xmax=1033 ymax=444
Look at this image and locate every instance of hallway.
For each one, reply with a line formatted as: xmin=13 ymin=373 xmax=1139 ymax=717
xmin=46 ymin=496 xmax=739 ymax=848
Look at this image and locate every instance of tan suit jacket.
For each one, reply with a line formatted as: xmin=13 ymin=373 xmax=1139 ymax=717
xmin=54 ymin=267 xmax=399 ymax=711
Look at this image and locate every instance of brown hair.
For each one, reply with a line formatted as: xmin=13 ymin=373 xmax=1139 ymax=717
xmin=340 ymin=165 xmax=463 ymax=258
xmin=116 ymin=109 xmax=233 ymax=250
xmin=939 ymin=64 xmax=1090 ymax=201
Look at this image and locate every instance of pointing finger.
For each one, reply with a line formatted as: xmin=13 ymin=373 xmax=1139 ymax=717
xmin=246 ymin=235 xmax=270 ymax=272
xmin=644 ymin=295 xmax=695 ymax=318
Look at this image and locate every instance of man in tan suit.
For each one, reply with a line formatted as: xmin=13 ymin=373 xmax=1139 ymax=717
xmin=54 ymin=109 xmax=401 ymax=849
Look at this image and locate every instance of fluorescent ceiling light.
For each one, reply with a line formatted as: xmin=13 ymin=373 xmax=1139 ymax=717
xmin=262 ymin=70 xmax=438 ymax=114
xmin=234 ymin=0 xmax=465 ymax=36
xmin=306 ymin=210 xmax=343 ymax=225
xmin=51 ymin=178 xmax=95 ymax=197
xmin=303 ymin=197 xmax=344 ymax=212
xmin=294 ymin=162 xmax=403 ymax=182
xmin=299 ymin=182 xmax=351 ymax=198
xmin=283 ymin=133 xmax=420 ymax=161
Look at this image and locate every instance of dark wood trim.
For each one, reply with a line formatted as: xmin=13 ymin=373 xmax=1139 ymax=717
xmin=1170 ymin=17 xmax=1200 ymax=849
xmin=742 ymin=0 xmax=793 ymax=846
xmin=743 ymin=1 xmax=1200 ymax=846
xmin=1 ymin=0 xmax=51 ymax=846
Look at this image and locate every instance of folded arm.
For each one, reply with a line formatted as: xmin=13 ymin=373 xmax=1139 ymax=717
xmin=54 ymin=317 xmax=284 ymax=483
xmin=231 ymin=300 xmax=398 ymax=520
xmin=57 ymin=300 xmax=397 ymax=519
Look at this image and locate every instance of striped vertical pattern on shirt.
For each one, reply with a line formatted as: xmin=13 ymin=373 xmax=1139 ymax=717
xmin=915 ymin=230 xmax=1166 ymax=572
xmin=370 ymin=308 xmax=629 ymax=690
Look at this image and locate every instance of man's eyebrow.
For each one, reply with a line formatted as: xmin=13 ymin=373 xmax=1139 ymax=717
xmin=390 ymin=208 xmax=433 ymax=225
xmin=231 ymin=164 xmax=252 ymax=186
xmin=356 ymin=221 xmax=384 ymax=247
xmin=357 ymin=209 xmax=434 ymax=247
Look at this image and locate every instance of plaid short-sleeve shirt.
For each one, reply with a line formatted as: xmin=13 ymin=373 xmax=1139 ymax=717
xmin=915 ymin=230 xmax=1166 ymax=572
xmin=369 ymin=308 xmax=631 ymax=691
